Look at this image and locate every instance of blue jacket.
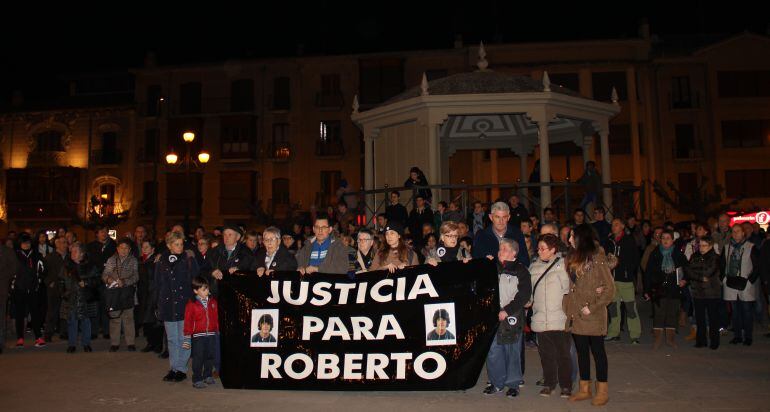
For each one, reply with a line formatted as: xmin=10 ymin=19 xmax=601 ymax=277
xmin=472 ymin=224 xmax=530 ymax=267
xmin=154 ymin=251 xmax=199 ymax=322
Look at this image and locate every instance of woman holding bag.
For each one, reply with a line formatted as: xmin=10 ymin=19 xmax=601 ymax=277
xmin=102 ymin=238 xmax=139 ymax=352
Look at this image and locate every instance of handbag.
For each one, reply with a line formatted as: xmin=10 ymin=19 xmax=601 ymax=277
xmin=726 ymin=275 xmax=748 ymax=291
xmin=104 ymin=285 xmax=136 ymax=312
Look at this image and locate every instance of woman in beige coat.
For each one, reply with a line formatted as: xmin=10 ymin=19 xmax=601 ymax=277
xmin=370 ymin=221 xmax=419 ymax=273
xmin=563 ymin=224 xmax=615 ymax=406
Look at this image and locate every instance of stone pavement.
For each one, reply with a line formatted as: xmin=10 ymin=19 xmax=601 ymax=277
xmin=2 ymin=313 xmax=770 ymax=412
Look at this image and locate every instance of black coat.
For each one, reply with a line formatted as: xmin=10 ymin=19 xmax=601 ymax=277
xmin=60 ymin=259 xmax=99 ymax=320
xmin=609 ymin=233 xmax=640 ymax=283
xmin=407 ymin=208 xmax=434 ymax=243
xmin=385 ymin=203 xmax=409 ymax=225
xmin=685 ymin=250 xmax=722 ymax=299
xmin=207 ymin=244 xmax=256 ymax=296
xmin=13 ymin=248 xmax=45 ymax=293
xmin=254 ymin=247 xmax=297 ymax=272
xmin=86 ymin=238 xmax=116 ymax=275
xmin=644 ymin=247 xmax=688 ymax=299
xmin=137 ymin=254 xmax=160 ymax=324
xmin=471 ymin=224 xmax=530 ymax=268
xmin=154 ymin=251 xmax=199 ymax=322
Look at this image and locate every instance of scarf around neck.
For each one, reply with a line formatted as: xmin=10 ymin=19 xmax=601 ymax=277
xmin=659 ymin=245 xmax=675 ymax=274
xmin=727 ymin=239 xmax=745 ymax=278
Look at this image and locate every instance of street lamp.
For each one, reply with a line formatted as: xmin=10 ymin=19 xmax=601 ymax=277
xmin=166 ymin=130 xmax=210 ymax=234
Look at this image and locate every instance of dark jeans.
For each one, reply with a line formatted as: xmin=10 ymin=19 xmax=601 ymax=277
xmin=44 ymin=290 xmax=61 ymax=338
xmin=537 ymin=331 xmax=573 ymax=390
xmin=693 ymin=298 xmax=720 ymax=347
xmin=67 ymin=310 xmax=91 ymax=347
xmin=13 ymin=290 xmax=42 ymax=340
xmin=573 ymin=334 xmax=608 ymax=383
xmin=192 ymin=335 xmax=217 ymax=383
xmin=730 ymin=299 xmax=755 ymax=341
xmin=653 ymin=297 xmax=680 ymax=329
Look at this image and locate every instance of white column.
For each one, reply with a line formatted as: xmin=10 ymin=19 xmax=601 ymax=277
xmin=518 ymin=151 xmax=528 ymax=208
xmin=599 ymin=128 xmax=613 ymax=213
xmin=537 ymin=120 xmax=551 ymax=214
xmin=582 ymin=136 xmax=593 ymax=167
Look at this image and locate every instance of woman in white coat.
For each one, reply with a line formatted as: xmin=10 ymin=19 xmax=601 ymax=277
xmin=722 ymin=224 xmax=760 ymax=346
xmin=528 ymin=233 xmax=573 ymax=397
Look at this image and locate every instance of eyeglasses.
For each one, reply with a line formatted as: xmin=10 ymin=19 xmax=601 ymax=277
xmin=264 ymin=237 xmax=279 ymax=242
xmin=357 ymin=237 xmax=373 ymax=242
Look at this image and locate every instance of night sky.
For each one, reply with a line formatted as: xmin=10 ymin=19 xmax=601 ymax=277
xmin=1 ymin=2 xmax=768 ymax=101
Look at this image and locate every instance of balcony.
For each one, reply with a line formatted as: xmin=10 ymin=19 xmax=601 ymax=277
xmin=315 ymin=91 xmax=344 ymax=109
xmin=91 ymin=150 xmax=123 ymax=166
xmin=315 ymin=140 xmax=345 ymax=158
xmin=265 ymin=142 xmax=292 ymax=162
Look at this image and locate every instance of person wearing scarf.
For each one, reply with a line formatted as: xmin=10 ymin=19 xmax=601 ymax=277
xmin=722 ymin=224 xmax=760 ymax=346
xmin=426 ymin=222 xmax=471 ymax=266
xmin=644 ymin=230 xmax=687 ymax=349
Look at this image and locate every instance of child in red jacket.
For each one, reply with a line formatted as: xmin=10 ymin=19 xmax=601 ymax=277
xmin=183 ymin=276 xmax=219 ymax=388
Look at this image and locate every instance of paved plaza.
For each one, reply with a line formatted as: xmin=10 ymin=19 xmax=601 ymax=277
xmin=2 ymin=309 xmax=770 ymax=412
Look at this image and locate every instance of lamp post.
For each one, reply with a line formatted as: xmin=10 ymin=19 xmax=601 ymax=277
xmin=166 ymin=131 xmax=210 ymax=234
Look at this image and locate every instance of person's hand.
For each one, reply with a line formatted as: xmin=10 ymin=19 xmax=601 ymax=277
xmin=426 ymin=258 xmax=438 ymax=267
xmin=212 ymin=269 xmax=223 ymax=280
xmin=595 ymin=287 xmax=604 ymax=295
xmin=678 ymin=280 xmax=687 ymax=288
xmin=228 ymin=267 xmax=238 ymax=274
xmin=462 ymin=258 xmax=471 ymax=264
xmin=182 ymin=341 xmax=191 ymax=350
xmin=397 ymin=263 xmax=406 ymax=270
xmin=117 ymin=279 xmax=124 ymax=287
xmin=78 ymin=281 xmax=85 ymax=288
xmin=298 ymin=267 xmax=306 ymax=275
xmin=486 ymin=255 xmax=495 ymax=260
xmin=524 ymin=302 xmax=532 ymax=309
xmin=306 ymin=266 xmax=319 ymax=274
xmin=265 ymin=269 xmax=274 ymax=276
xmin=581 ymin=306 xmax=591 ymax=316
xmin=257 ymin=267 xmax=265 ymax=277
xmin=498 ymin=311 xmax=507 ymax=321
xmin=643 ymin=293 xmax=651 ymax=301
xmin=385 ymin=263 xmax=397 ymax=274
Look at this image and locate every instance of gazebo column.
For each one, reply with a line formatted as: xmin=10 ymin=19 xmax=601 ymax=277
xmin=582 ymin=135 xmax=593 ymax=167
xmin=518 ymin=151 xmax=528 ymax=208
xmin=536 ymin=119 xmax=552 ymax=214
xmin=598 ymin=128 xmax=613 ymax=213
xmin=490 ymin=149 xmax=499 ymax=201
xmin=363 ymin=134 xmax=375 ymax=222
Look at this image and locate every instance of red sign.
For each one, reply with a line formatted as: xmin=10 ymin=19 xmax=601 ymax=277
xmin=731 ymin=211 xmax=770 ymax=226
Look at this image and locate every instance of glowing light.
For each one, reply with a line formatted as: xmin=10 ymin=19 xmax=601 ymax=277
xmin=197 ymin=151 xmax=210 ymax=164
xmin=165 ymin=153 xmax=178 ymax=164
xmin=183 ymin=131 xmax=195 ymax=142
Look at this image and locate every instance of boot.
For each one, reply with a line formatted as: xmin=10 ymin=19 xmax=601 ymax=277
xmin=665 ymin=328 xmax=678 ymax=348
xmin=653 ymin=329 xmax=663 ymax=350
xmin=685 ymin=325 xmax=697 ymax=341
xmin=569 ymin=380 xmax=592 ymax=402
xmin=591 ymin=381 xmax=609 ymax=406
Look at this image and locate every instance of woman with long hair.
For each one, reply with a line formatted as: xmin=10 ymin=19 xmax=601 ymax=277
xmin=563 ymin=224 xmax=615 ymax=406
xmin=370 ymin=222 xmax=418 ymax=273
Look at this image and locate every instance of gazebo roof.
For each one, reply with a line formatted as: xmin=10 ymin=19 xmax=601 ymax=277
xmin=379 ymin=70 xmax=582 ymax=108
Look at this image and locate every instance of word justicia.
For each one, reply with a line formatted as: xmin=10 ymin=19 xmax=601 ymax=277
xmin=266 ymin=274 xmax=439 ymax=305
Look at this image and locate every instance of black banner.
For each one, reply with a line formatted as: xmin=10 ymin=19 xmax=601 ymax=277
xmin=219 ymin=259 xmax=499 ymax=390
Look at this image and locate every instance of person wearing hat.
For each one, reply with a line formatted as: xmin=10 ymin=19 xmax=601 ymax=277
xmin=297 ymin=214 xmax=350 ymax=275
xmin=12 ymin=233 xmax=47 ymax=348
xmin=370 ymin=221 xmax=419 ymax=273
xmin=208 ymin=225 xmax=256 ymax=296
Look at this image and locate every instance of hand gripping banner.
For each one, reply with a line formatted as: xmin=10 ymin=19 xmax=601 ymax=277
xmin=219 ymin=259 xmax=499 ymax=390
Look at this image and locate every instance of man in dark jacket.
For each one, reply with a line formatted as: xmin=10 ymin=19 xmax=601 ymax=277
xmin=0 ymin=243 xmax=19 ymax=353
xmin=472 ymin=201 xmax=530 ymax=268
xmin=606 ymin=218 xmax=642 ymax=343
xmin=483 ymin=238 xmax=531 ymax=398
xmin=86 ymin=226 xmax=116 ymax=339
xmin=385 ymin=191 xmax=408 ymax=226
xmin=12 ymin=234 xmax=47 ymax=348
xmin=507 ymin=195 xmax=529 ymax=229
xmin=407 ymin=195 xmax=434 ymax=249
xmin=43 ymin=237 xmax=68 ymax=341
xmin=208 ymin=226 xmax=256 ymax=297
xmin=591 ymin=207 xmax=612 ymax=251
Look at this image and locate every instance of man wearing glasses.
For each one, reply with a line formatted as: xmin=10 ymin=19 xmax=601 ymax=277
xmin=296 ymin=214 xmax=350 ymax=275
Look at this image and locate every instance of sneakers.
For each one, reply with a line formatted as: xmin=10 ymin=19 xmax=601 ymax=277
xmin=560 ymin=387 xmax=572 ymax=398
xmin=506 ymin=388 xmax=520 ymax=398
xmin=604 ymin=336 xmax=620 ymax=342
xmin=162 ymin=370 xmax=176 ymax=382
xmin=482 ymin=384 xmax=503 ymax=395
xmin=193 ymin=381 xmax=207 ymax=389
xmin=539 ymin=387 xmax=553 ymax=397
xmin=631 ymin=339 xmax=640 ymax=345
xmin=204 ymin=377 xmax=216 ymax=385
xmin=15 ymin=338 xmax=24 ymax=348
xmin=536 ymin=378 xmax=546 ymax=386
xmin=34 ymin=338 xmax=46 ymax=348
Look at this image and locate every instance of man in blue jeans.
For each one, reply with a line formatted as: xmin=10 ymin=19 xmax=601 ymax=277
xmin=484 ymin=239 xmax=531 ymax=398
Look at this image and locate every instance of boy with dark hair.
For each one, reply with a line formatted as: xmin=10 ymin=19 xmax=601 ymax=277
xmin=183 ymin=276 xmax=219 ymax=388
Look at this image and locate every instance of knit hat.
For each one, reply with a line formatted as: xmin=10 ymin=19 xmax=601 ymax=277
xmin=384 ymin=221 xmax=405 ymax=236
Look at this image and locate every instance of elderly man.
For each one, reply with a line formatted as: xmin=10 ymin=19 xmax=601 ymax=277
xmin=472 ymin=202 xmax=530 ymax=267
xmin=296 ymin=214 xmax=349 ymax=275
xmin=208 ymin=225 xmax=256 ymax=297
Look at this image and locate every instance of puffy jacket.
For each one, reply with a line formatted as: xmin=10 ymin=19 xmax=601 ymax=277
xmin=13 ymin=248 xmax=45 ymax=292
xmin=155 ymin=251 xmax=199 ymax=322
xmin=183 ymin=297 xmax=219 ymax=339
xmin=529 ymin=257 xmax=570 ymax=332
xmin=685 ymin=250 xmax=722 ymax=299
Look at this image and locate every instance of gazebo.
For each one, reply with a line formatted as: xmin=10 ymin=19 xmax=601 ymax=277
xmin=351 ymin=43 xmax=622 ymax=215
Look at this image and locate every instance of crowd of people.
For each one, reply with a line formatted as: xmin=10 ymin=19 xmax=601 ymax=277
xmin=1 ymin=167 xmax=769 ymax=402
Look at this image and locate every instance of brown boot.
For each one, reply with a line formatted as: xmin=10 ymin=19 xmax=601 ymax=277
xmin=685 ymin=325 xmax=697 ymax=341
xmin=665 ymin=328 xmax=678 ymax=348
xmin=569 ymin=380 xmax=592 ymax=402
xmin=653 ymin=328 xmax=663 ymax=350
xmin=591 ymin=381 xmax=609 ymax=406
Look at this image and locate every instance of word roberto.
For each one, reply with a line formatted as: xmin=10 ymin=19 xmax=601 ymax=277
xmin=266 ymin=274 xmax=439 ymax=305
xmin=260 ymin=352 xmax=447 ymax=380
